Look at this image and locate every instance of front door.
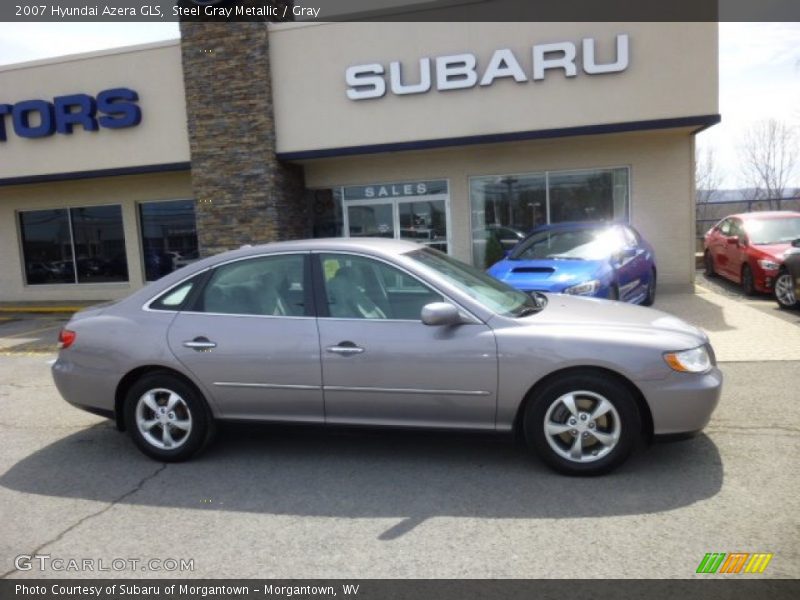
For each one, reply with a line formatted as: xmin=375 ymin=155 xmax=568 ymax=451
xmin=166 ymin=253 xmax=324 ymax=422
xmin=314 ymin=252 xmax=498 ymax=429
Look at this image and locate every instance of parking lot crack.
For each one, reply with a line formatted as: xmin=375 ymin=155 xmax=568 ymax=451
xmin=707 ymin=424 xmax=799 ymax=435
xmin=0 ymin=463 xmax=167 ymax=579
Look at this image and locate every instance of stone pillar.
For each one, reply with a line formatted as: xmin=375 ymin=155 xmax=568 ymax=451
xmin=180 ymin=22 xmax=308 ymax=257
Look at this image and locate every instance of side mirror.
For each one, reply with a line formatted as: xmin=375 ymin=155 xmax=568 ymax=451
xmin=792 ymin=238 xmax=800 ymax=248
xmin=421 ymin=302 xmax=462 ymax=326
xmin=725 ymin=236 xmax=739 ymax=245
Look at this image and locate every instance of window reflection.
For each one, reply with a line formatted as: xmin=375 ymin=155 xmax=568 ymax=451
xmin=471 ymin=168 xmax=629 ymax=268
xmin=18 ymin=209 xmax=75 ymax=285
xmin=139 ymin=200 xmax=199 ymax=281
xmin=19 ymin=205 xmax=128 ymax=285
xmin=70 ymin=205 xmax=128 ymax=283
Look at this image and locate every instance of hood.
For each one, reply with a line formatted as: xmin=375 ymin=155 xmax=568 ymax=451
xmin=751 ymin=242 xmax=793 ymax=261
xmin=488 ymin=258 xmax=607 ymax=292
xmin=515 ymin=294 xmax=708 ymax=348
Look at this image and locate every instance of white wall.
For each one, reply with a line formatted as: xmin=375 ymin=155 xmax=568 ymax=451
xmin=0 ymin=41 xmax=190 ymax=180
xmin=269 ymin=22 xmax=718 ymax=154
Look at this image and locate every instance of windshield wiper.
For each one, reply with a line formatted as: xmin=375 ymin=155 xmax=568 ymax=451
xmin=546 ymin=254 xmax=584 ymax=260
xmin=516 ymin=307 xmax=540 ymax=317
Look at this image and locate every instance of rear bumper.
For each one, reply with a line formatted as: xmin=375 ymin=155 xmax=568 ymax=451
xmin=639 ymin=367 xmax=722 ymax=435
xmin=51 ymin=355 xmax=117 ymax=419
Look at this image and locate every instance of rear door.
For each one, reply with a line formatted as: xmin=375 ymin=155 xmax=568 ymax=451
xmin=166 ymin=252 xmax=324 ymax=422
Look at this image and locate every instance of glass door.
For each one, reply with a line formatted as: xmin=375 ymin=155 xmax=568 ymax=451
xmin=346 ymin=202 xmax=395 ymax=238
xmin=398 ymin=199 xmax=448 ymax=253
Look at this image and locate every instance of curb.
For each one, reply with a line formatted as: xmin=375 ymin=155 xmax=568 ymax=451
xmin=0 ymin=307 xmax=84 ymax=314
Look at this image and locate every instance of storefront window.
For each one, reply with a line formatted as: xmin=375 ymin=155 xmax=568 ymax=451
xmin=19 ymin=205 xmax=128 ymax=285
xmin=70 ymin=205 xmax=128 ymax=283
xmin=470 ymin=167 xmax=629 ymax=268
xmin=139 ymin=200 xmax=199 ymax=281
xmin=18 ymin=209 xmax=75 ymax=285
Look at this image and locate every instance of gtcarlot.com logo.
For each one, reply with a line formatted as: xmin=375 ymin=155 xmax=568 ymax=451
xmin=14 ymin=554 xmax=195 ymax=573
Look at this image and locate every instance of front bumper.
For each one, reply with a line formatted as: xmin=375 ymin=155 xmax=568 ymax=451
xmin=638 ymin=367 xmax=723 ymax=435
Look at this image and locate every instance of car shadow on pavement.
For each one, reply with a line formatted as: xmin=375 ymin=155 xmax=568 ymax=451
xmin=0 ymin=422 xmax=723 ymax=540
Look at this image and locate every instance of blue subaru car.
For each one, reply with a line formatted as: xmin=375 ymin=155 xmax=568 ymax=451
xmin=487 ymin=222 xmax=657 ymax=305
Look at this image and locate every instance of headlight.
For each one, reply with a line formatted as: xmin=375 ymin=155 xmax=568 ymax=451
xmin=664 ymin=346 xmax=711 ymax=373
xmin=757 ymin=259 xmax=780 ymax=270
xmin=564 ymin=279 xmax=601 ymax=295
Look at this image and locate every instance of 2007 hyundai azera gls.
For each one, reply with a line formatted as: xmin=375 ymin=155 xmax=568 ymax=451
xmin=53 ymin=239 xmax=722 ymax=475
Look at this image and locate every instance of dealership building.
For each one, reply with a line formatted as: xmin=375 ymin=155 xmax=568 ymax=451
xmin=0 ymin=22 xmax=719 ymax=302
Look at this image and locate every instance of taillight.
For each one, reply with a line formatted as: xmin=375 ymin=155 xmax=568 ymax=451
xmin=58 ymin=329 xmax=76 ymax=349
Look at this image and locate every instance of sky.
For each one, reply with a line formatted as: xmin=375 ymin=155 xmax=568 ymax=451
xmin=1 ymin=22 xmax=798 ymax=188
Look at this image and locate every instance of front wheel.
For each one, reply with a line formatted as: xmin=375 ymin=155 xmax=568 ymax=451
xmin=124 ymin=372 xmax=213 ymax=462
xmin=523 ymin=372 xmax=641 ymax=475
xmin=775 ymin=270 xmax=799 ymax=310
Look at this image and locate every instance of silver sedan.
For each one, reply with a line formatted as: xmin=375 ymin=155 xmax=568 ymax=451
xmin=52 ymin=239 xmax=722 ymax=475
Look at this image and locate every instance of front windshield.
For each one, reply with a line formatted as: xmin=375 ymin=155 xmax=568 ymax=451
xmin=743 ymin=217 xmax=800 ymax=245
xmin=406 ymin=247 xmax=542 ymax=317
xmin=510 ymin=227 xmax=626 ymax=261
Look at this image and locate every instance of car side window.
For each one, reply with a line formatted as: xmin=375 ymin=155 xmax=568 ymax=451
xmin=195 ymin=254 xmax=307 ymax=317
xmin=729 ymin=220 xmax=746 ymax=241
xmin=149 ymin=275 xmax=203 ymax=311
xmin=319 ymin=253 xmax=443 ymax=320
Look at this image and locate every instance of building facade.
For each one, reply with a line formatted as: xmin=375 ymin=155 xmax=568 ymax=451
xmin=0 ymin=22 xmax=719 ymax=302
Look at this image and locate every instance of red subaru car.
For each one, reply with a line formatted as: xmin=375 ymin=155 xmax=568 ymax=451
xmin=703 ymin=211 xmax=800 ymax=302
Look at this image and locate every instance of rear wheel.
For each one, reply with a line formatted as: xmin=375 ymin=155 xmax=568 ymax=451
xmin=523 ymin=372 xmax=641 ymax=475
xmin=124 ymin=372 xmax=213 ymax=462
xmin=775 ymin=270 xmax=799 ymax=310
xmin=741 ymin=264 xmax=756 ymax=296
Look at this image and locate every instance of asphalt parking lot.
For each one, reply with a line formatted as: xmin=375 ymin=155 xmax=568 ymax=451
xmin=0 ymin=289 xmax=798 ymax=579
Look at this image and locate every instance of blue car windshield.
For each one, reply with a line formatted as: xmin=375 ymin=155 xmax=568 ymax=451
xmin=510 ymin=227 xmax=627 ymax=261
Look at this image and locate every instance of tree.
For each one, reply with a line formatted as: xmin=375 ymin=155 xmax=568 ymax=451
xmin=695 ymin=147 xmax=722 ymax=204
xmin=739 ymin=119 xmax=798 ymax=207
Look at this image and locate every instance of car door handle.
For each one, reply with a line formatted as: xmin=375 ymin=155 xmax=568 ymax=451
xmin=325 ymin=342 xmax=364 ymax=355
xmin=183 ymin=337 xmax=217 ymax=351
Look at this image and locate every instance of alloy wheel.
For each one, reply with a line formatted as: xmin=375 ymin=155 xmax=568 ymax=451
xmin=775 ymin=272 xmax=797 ymax=308
xmin=135 ymin=388 xmax=193 ymax=450
xmin=543 ymin=390 xmax=621 ymax=463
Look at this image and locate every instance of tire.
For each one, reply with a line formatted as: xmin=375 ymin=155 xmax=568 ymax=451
xmin=775 ymin=269 xmax=799 ymax=310
xmin=704 ymin=251 xmax=716 ymax=277
xmin=123 ymin=371 xmax=213 ymax=462
xmin=523 ymin=371 xmax=641 ymax=476
xmin=642 ymin=269 xmax=657 ymax=306
xmin=608 ymin=285 xmax=620 ymax=301
xmin=741 ymin=264 xmax=756 ymax=296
